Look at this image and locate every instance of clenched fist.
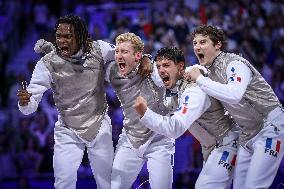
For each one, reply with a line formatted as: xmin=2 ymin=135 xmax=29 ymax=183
xmin=133 ymin=96 xmax=148 ymax=117
xmin=184 ymin=67 xmax=202 ymax=81
xmin=17 ymin=89 xmax=32 ymax=106
xmin=184 ymin=65 xmax=207 ymax=81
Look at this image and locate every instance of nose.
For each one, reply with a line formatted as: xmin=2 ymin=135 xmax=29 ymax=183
xmin=158 ymin=66 xmax=165 ymax=75
xmin=57 ymin=37 xmax=66 ymax=45
xmin=115 ymin=51 xmax=123 ymax=60
xmin=194 ymin=44 xmax=201 ymax=51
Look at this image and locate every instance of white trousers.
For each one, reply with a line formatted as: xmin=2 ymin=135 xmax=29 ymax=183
xmin=53 ymin=115 xmax=113 ymax=189
xmin=233 ymin=107 xmax=284 ymax=189
xmin=195 ymin=130 xmax=239 ymax=189
xmin=111 ymin=131 xmax=174 ymax=189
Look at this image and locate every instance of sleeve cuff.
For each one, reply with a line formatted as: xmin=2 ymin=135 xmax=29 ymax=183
xmin=196 ymin=75 xmax=206 ymax=85
xmin=18 ymin=97 xmax=38 ymax=115
xmin=140 ymin=107 xmax=152 ymax=121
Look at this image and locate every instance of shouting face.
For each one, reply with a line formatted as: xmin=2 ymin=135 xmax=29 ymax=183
xmin=193 ymin=34 xmax=221 ymax=66
xmin=55 ymin=23 xmax=79 ymax=58
xmin=115 ymin=41 xmax=141 ymax=76
xmin=156 ymin=58 xmax=184 ymax=89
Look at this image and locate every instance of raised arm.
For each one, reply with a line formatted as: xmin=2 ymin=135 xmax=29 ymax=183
xmin=17 ymin=58 xmax=52 ymax=115
xmin=34 ymin=39 xmax=55 ymax=54
xmin=97 ymin=40 xmax=115 ymax=64
xmin=134 ymin=85 xmax=211 ymax=139
xmin=189 ymin=61 xmax=252 ymax=103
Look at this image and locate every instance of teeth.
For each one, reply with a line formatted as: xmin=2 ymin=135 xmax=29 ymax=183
xmin=61 ymin=49 xmax=67 ymax=53
xmin=119 ymin=63 xmax=126 ymax=69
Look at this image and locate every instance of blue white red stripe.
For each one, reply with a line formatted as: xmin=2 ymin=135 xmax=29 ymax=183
xmin=266 ymin=138 xmax=281 ymax=153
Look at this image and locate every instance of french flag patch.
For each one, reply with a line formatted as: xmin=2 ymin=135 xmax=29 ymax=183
xmin=229 ymin=67 xmax=241 ymax=83
xmin=177 ymin=95 xmax=189 ymax=114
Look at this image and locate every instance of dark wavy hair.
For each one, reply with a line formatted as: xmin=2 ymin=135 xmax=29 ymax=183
xmin=191 ymin=25 xmax=227 ymax=50
xmin=54 ymin=15 xmax=92 ymax=54
xmin=154 ymin=47 xmax=185 ymax=69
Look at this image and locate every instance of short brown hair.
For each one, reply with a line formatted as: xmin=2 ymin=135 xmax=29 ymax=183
xmin=191 ymin=25 xmax=226 ymax=50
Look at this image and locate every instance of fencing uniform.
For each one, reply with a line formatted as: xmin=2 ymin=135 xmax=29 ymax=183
xmin=140 ymin=79 xmax=239 ymax=189
xmin=19 ymin=40 xmax=115 ymax=189
xmin=195 ymin=52 xmax=284 ymax=189
xmin=106 ymin=62 xmax=174 ymax=189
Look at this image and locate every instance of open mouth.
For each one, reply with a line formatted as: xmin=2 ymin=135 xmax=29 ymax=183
xmin=59 ymin=46 xmax=70 ymax=56
xmin=118 ymin=62 xmax=126 ymax=70
xmin=197 ymin=53 xmax=204 ymax=59
xmin=161 ymin=76 xmax=170 ymax=86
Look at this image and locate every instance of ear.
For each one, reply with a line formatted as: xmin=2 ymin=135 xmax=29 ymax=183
xmin=215 ymin=41 xmax=222 ymax=51
xmin=178 ymin=61 xmax=185 ymax=70
xmin=135 ymin=52 xmax=142 ymax=61
xmin=178 ymin=61 xmax=185 ymax=75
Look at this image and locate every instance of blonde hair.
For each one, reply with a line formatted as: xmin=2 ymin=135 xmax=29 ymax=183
xmin=116 ymin=32 xmax=144 ymax=53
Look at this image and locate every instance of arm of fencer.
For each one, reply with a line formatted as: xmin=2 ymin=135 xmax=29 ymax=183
xmin=140 ymin=86 xmax=211 ymax=139
xmin=34 ymin=39 xmax=55 ymax=54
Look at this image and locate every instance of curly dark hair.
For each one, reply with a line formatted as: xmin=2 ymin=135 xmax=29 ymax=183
xmin=154 ymin=47 xmax=185 ymax=69
xmin=54 ymin=14 xmax=92 ymax=54
xmin=191 ymin=25 xmax=227 ymax=50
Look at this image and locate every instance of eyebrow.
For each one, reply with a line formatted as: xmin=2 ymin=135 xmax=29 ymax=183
xmin=56 ymin=32 xmax=72 ymax=35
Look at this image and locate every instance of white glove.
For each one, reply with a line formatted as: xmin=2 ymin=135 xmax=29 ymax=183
xmin=185 ymin=64 xmax=208 ymax=75
xmin=34 ymin=39 xmax=54 ymax=54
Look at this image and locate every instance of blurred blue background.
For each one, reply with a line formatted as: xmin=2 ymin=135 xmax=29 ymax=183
xmin=0 ymin=0 xmax=284 ymax=188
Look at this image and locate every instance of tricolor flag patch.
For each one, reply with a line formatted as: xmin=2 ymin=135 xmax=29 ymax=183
xmin=265 ymin=138 xmax=281 ymax=158
xmin=218 ymin=151 xmax=236 ymax=171
xmin=176 ymin=95 xmax=189 ymax=114
xmin=229 ymin=67 xmax=241 ymax=83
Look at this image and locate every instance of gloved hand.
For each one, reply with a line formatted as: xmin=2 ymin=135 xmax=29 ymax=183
xmin=184 ymin=64 xmax=208 ymax=81
xmin=34 ymin=39 xmax=54 ymax=54
xmin=185 ymin=64 xmax=208 ymax=75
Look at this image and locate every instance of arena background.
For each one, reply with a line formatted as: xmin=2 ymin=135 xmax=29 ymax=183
xmin=0 ymin=0 xmax=283 ymax=188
